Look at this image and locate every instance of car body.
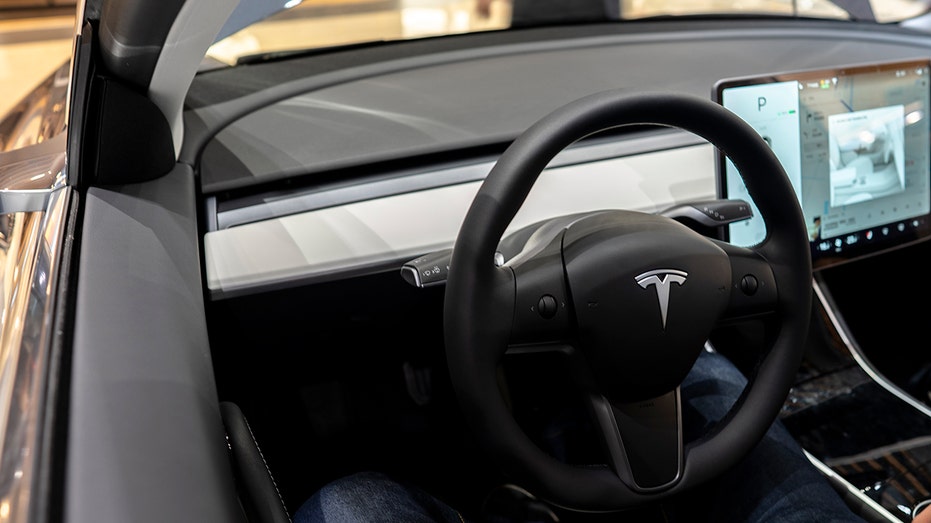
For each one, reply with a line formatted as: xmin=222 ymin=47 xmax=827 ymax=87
xmin=3 ymin=0 xmax=931 ymax=521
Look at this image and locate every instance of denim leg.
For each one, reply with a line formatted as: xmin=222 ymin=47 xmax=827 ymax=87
xmin=680 ymin=350 xmax=864 ymax=523
xmin=293 ymin=471 xmax=467 ymax=523
xmin=294 ymin=352 xmax=864 ymax=523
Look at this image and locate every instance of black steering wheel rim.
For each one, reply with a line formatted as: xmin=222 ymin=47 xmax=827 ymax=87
xmin=444 ymin=90 xmax=812 ymax=511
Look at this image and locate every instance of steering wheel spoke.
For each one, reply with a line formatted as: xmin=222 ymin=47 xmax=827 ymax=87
xmin=716 ymin=240 xmax=780 ymax=321
xmin=509 ymin=233 xmax=573 ymax=346
xmin=589 ymin=390 xmax=683 ymax=492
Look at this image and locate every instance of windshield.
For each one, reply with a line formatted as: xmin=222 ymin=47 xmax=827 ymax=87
xmin=205 ymin=0 xmax=931 ymax=66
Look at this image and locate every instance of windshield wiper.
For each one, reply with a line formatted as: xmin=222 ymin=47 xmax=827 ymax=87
xmin=823 ymin=0 xmax=876 ymax=22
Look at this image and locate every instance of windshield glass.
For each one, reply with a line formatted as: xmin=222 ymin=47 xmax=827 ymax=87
xmin=205 ymin=0 xmax=931 ymax=66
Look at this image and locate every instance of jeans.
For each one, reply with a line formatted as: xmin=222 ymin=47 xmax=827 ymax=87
xmin=294 ymin=471 xmax=467 ymax=523
xmin=294 ymin=351 xmax=864 ymax=523
xmin=672 ymin=350 xmax=864 ymax=522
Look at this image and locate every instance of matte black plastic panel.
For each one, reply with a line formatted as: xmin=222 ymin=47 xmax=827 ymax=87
xmin=613 ymin=391 xmax=681 ymax=489
xmin=65 ymin=164 xmax=245 ymax=523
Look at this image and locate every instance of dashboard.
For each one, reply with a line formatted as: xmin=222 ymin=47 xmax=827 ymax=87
xmin=191 ymin=19 xmax=931 ymax=298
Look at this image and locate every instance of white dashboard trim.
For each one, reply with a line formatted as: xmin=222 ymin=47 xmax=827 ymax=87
xmin=205 ymin=143 xmax=716 ymax=298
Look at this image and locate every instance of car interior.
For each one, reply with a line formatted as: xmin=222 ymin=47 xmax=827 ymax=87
xmin=57 ymin=5 xmax=931 ymax=523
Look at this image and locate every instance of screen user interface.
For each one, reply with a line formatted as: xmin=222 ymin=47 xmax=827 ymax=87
xmin=717 ymin=59 xmax=931 ymax=267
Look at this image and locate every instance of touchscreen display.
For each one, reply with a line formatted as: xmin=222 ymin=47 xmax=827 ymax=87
xmin=714 ymin=58 xmax=931 ymax=269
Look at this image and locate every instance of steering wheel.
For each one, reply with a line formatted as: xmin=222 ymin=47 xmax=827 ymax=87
xmin=443 ymin=91 xmax=812 ymax=511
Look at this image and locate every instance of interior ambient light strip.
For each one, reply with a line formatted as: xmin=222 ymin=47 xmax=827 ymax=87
xmin=804 ymin=450 xmax=903 ymax=523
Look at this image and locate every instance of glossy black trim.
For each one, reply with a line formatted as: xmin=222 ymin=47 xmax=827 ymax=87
xmin=86 ymin=76 xmax=175 ymax=184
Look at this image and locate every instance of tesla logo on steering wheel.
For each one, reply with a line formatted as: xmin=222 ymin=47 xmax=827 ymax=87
xmin=635 ymin=269 xmax=688 ymax=330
